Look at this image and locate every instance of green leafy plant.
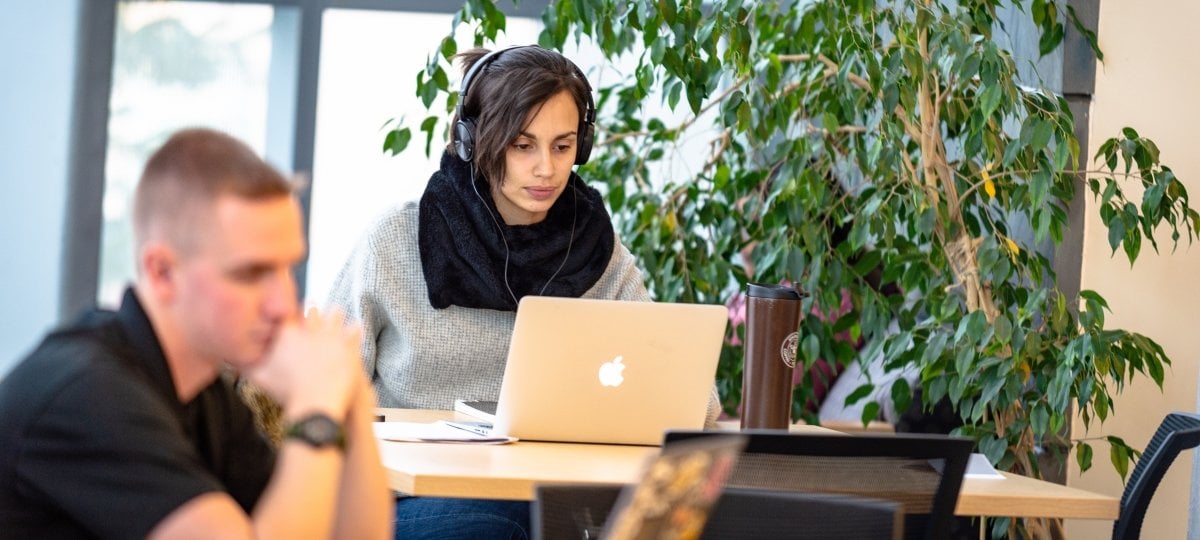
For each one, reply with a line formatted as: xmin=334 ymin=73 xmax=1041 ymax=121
xmin=388 ymin=1 xmax=1196 ymax=535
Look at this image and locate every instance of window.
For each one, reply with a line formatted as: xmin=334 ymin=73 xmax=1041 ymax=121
xmin=304 ymin=9 xmax=540 ymax=304
xmin=98 ymin=1 xmax=274 ymax=306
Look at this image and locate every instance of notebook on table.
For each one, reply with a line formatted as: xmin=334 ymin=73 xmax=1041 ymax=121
xmin=454 ymin=399 xmax=498 ymax=422
xmin=483 ymin=296 xmax=728 ymax=446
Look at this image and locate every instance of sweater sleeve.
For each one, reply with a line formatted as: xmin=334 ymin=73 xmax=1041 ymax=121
xmin=325 ymin=220 xmax=388 ymax=382
xmin=609 ymin=240 xmax=652 ymax=302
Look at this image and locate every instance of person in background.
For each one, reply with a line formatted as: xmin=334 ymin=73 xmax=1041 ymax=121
xmin=327 ymin=45 xmax=720 ymax=539
xmin=0 ymin=128 xmax=393 ymax=539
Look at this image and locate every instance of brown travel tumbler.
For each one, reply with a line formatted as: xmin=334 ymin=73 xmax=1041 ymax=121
xmin=740 ymin=283 xmax=804 ymax=429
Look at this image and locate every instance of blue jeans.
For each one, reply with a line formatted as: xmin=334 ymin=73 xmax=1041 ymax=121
xmin=393 ymin=496 xmax=531 ymax=539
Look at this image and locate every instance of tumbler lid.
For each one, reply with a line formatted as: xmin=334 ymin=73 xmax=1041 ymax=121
xmin=746 ymin=283 xmax=804 ymax=300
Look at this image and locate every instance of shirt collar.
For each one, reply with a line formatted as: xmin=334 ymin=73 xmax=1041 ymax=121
xmin=114 ymin=287 xmax=183 ymax=408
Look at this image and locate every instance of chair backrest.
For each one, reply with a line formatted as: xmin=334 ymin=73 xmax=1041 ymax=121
xmin=1113 ymin=411 xmax=1200 ymax=540
xmin=532 ymin=483 xmax=903 ymax=540
xmin=703 ymin=487 xmax=903 ymax=539
xmin=533 ymin=483 xmax=621 ymax=539
xmin=663 ymin=430 xmax=973 ymax=540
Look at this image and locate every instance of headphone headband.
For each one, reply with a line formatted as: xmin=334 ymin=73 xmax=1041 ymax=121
xmin=453 ymin=45 xmax=595 ymax=165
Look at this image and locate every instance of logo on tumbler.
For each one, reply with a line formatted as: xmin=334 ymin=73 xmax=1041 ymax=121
xmin=780 ymin=331 xmax=799 ymax=368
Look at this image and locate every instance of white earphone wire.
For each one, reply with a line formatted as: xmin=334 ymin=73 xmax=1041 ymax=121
xmin=469 ymin=166 xmax=576 ymax=308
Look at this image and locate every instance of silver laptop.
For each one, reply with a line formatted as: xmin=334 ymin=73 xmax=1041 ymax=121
xmin=490 ymin=296 xmax=728 ymax=445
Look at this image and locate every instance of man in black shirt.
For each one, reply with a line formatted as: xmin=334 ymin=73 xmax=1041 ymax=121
xmin=0 ymin=128 xmax=393 ymax=538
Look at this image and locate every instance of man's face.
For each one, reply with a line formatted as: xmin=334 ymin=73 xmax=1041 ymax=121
xmin=170 ymin=194 xmax=305 ymax=369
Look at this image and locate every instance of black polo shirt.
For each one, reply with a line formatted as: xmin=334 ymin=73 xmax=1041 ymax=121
xmin=0 ymin=288 xmax=276 ymax=539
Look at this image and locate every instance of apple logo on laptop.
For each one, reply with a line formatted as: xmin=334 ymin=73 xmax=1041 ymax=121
xmin=598 ymin=355 xmax=625 ymax=387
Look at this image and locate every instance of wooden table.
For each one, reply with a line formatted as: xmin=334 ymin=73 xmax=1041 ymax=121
xmin=376 ymin=409 xmax=1118 ymax=520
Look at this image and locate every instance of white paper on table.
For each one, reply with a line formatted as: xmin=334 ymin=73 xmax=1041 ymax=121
xmin=929 ymin=453 xmax=1006 ymax=480
xmin=963 ymin=453 xmax=1006 ymax=479
xmin=372 ymin=421 xmax=516 ymax=444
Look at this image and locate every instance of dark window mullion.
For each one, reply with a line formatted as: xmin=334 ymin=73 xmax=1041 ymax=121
xmin=61 ymin=0 xmax=117 ymax=320
xmin=290 ymin=0 xmax=323 ymax=300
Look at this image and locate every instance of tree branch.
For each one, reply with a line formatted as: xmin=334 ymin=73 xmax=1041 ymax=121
xmin=957 ymin=172 xmax=991 ymax=202
xmin=781 ymin=52 xmax=922 ymax=142
xmin=702 ymin=128 xmax=732 ymax=174
xmin=900 ymin=152 xmax=921 ymax=188
xmin=598 ymin=128 xmax=652 ymax=147
xmin=806 ymin=124 xmax=869 ymax=135
xmin=816 ymin=53 xmax=872 ymax=92
xmin=976 ymin=167 xmax=1160 ymax=186
xmin=776 ymin=54 xmax=813 ymax=63
xmin=601 ymin=75 xmax=750 ymax=149
xmin=678 ymin=75 xmax=750 ymax=133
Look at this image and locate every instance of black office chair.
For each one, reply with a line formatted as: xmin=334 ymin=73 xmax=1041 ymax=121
xmin=532 ymin=483 xmax=903 ymax=539
xmin=533 ymin=483 xmax=620 ymax=539
xmin=663 ymin=430 xmax=973 ymax=540
xmin=704 ymin=488 xmax=902 ymax=539
xmin=1112 ymin=411 xmax=1200 ymax=540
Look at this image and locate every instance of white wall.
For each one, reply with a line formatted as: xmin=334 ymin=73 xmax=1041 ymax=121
xmin=0 ymin=2 xmax=80 ymax=377
xmin=1068 ymin=1 xmax=1200 ymax=538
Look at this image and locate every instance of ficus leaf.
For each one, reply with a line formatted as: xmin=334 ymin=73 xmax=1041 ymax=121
xmin=1108 ymin=437 xmax=1132 ymax=481
xmin=845 ymin=383 xmax=875 ymax=407
xmin=979 ymin=435 xmax=1008 ymax=464
xmin=1076 ymin=441 xmax=1093 ymax=472
xmin=382 ymin=127 xmax=412 ymax=155
xmin=1107 ymin=219 xmax=1125 ymax=253
xmin=861 ymin=401 xmax=881 ymax=425
xmin=890 ymin=378 xmax=912 ymax=416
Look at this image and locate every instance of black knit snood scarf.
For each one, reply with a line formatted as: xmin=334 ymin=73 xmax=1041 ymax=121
xmin=418 ymin=151 xmax=615 ymax=311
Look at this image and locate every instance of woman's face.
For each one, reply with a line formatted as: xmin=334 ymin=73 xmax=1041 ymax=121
xmin=492 ymin=90 xmax=579 ymax=225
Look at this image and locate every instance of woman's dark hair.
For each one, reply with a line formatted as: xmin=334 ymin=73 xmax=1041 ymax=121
xmin=449 ymin=46 xmax=591 ymax=187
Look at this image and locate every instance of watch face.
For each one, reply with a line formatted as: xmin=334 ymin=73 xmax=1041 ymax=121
xmin=290 ymin=413 xmax=345 ymax=449
xmin=304 ymin=416 xmax=337 ymax=440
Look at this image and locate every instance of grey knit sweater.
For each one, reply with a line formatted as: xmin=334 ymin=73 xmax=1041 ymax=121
xmin=327 ymin=202 xmax=720 ymax=424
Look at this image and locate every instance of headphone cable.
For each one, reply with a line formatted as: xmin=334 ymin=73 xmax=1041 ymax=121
xmin=469 ymin=167 xmax=576 ymax=309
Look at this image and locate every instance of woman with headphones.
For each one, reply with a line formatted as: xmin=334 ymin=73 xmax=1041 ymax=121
xmin=329 ymin=45 xmax=720 ymax=538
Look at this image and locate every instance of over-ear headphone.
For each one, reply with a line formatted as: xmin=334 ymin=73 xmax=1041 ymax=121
xmin=453 ymin=45 xmax=596 ymax=166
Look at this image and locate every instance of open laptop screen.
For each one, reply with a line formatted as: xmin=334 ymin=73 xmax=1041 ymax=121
xmin=491 ymin=296 xmax=727 ymax=445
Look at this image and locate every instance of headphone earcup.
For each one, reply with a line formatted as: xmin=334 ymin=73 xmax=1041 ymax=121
xmin=454 ymin=117 xmax=477 ymax=162
xmin=575 ymin=121 xmax=594 ymax=165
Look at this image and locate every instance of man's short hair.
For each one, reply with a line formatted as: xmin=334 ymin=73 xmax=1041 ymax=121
xmin=133 ymin=128 xmax=295 ymax=253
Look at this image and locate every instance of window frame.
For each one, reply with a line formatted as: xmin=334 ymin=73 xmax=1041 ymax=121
xmin=63 ymin=0 xmax=548 ymax=317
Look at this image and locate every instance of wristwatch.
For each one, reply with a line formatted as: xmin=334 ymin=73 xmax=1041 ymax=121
xmin=284 ymin=413 xmax=346 ymax=451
